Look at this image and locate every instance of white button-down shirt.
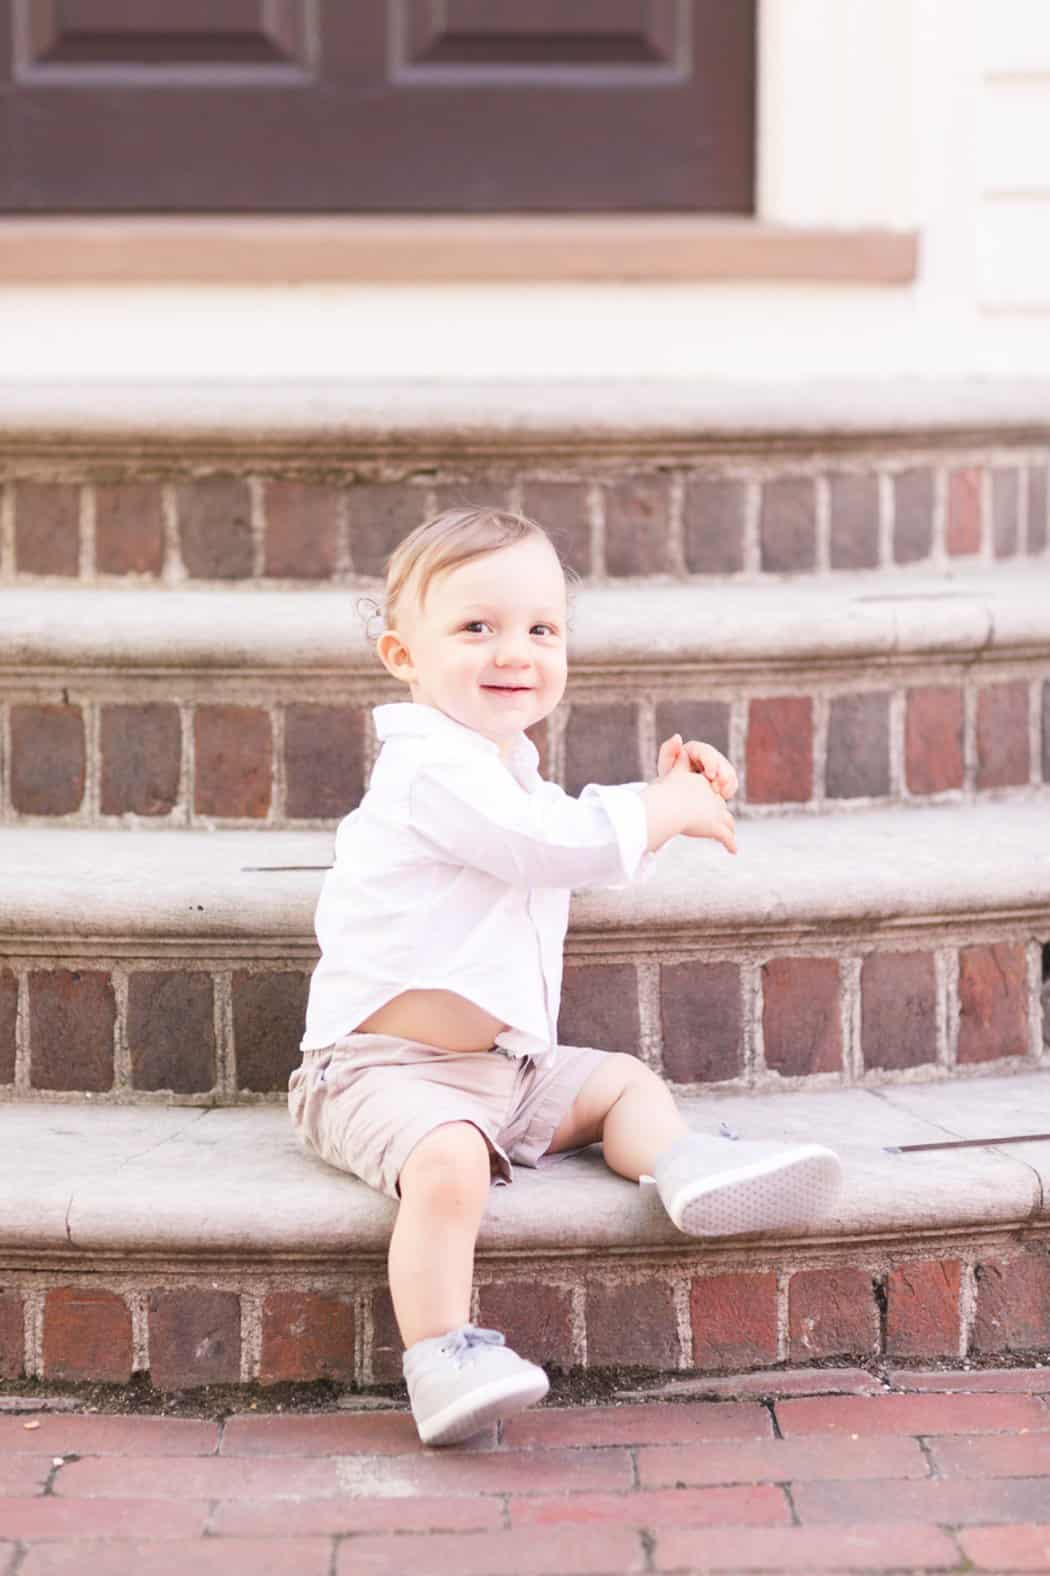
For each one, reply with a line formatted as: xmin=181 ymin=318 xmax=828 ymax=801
xmin=301 ymin=702 xmax=651 ymax=1059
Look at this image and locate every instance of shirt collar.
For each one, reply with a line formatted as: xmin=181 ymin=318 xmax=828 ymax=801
xmin=373 ymin=702 xmax=541 ymax=785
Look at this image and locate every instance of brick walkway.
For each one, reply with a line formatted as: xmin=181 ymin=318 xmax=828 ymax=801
xmin=2 ymin=1369 xmax=1050 ymax=1573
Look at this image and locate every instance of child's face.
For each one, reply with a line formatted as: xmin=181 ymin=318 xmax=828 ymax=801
xmin=381 ymin=536 xmax=568 ymax=756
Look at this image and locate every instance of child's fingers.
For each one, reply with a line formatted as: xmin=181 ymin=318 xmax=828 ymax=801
xmin=656 ymin=733 xmax=683 ymax=778
xmin=685 ymin=740 xmax=738 ymax=800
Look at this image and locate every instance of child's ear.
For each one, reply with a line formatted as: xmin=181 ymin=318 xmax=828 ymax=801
xmin=376 ymin=629 xmax=415 ymax=685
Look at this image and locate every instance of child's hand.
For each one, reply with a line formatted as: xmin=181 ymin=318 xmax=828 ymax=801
xmin=657 ymin=733 xmax=738 ymax=801
xmin=659 ymin=748 xmax=738 ymax=854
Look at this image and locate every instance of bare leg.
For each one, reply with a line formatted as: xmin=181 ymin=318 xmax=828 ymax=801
xmin=388 ymin=1122 xmax=492 ymax=1348
xmin=546 ymin=1054 xmax=688 ymax=1181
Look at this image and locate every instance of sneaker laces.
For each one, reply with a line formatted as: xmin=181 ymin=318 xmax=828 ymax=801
xmin=440 ymin=1325 xmax=506 ymax=1367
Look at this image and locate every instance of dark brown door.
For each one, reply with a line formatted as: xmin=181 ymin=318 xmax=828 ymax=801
xmin=0 ymin=1 xmax=754 ymax=212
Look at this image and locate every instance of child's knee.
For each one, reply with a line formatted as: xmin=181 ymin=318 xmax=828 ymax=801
xmin=398 ymin=1121 xmax=492 ymax=1210
xmin=608 ymin=1051 xmax=665 ymax=1098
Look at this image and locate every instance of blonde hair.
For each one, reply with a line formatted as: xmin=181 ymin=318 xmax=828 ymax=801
xmin=383 ymin=506 xmax=565 ymax=630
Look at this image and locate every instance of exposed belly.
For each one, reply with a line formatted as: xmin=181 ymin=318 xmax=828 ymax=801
xmin=354 ymin=989 xmax=507 ymax=1053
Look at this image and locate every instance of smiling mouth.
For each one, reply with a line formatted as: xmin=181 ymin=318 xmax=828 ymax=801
xmin=482 ymin=684 xmax=532 ymax=693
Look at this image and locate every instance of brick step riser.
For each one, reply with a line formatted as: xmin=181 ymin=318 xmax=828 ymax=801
xmin=1 ymin=932 xmax=1045 ymax=1103
xmin=4 ymin=671 xmax=1049 ymax=825
xmin=1 ymin=1232 xmax=1047 ymax=1389
xmin=1 ymin=446 xmax=1048 ymax=586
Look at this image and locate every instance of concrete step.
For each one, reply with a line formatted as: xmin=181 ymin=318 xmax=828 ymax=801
xmin=2 ymin=800 xmax=1047 ymax=1103
xmin=3 ymin=567 xmax=1048 ymax=825
xmin=2 ymin=1070 xmax=1049 ymax=1388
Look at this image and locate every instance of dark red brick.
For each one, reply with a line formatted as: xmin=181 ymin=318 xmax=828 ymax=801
xmin=660 ymin=961 xmax=742 ymax=1084
xmin=43 ymin=1288 xmax=133 ymax=1382
xmin=194 ymin=706 xmax=272 ymax=818
xmin=148 ymin=1289 xmax=241 ymax=1389
xmin=0 ymin=970 xmax=16 ymax=1085
xmin=476 ymin=1281 xmax=575 ymax=1369
xmin=974 ymin=1252 xmax=1050 ymax=1353
xmin=692 ymin=1272 xmax=778 ymax=1370
xmin=861 ymin=951 xmax=937 ymax=1072
xmin=957 ymin=941 xmax=1028 ymax=1064
xmin=991 ymin=466 xmax=1021 ymax=558
xmin=587 ymin=1278 xmax=679 ymax=1367
xmin=885 ymin=1260 xmax=962 ymax=1357
xmin=759 ymin=478 xmax=816 ymax=572
xmin=94 ymin=482 xmax=165 ymax=575
xmin=829 ymin=473 xmax=880 ymax=570
xmin=1028 ymin=459 xmax=1049 ymax=553
xmin=946 ymin=466 xmax=982 ymax=555
xmin=13 ymin=481 xmax=79 ymax=575
xmin=746 ymin=696 xmax=812 ymax=804
xmin=347 ymin=482 xmax=425 ymax=577
xmin=905 ymin=685 xmax=964 ymax=794
xmin=558 ymin=964 xmax=639 ymax=1057
xmin=526 ymin=716 xmax=552 ymax=778
xmin=826 ymin=692 xmax=890 ymax=799
xmin=762 ymin=957 xmax=841 ymax=1077
xmin=232 ymin=971 xmax=310 ymax=1092
xmin=654 ymin=700 xmax=731 ymax=762
xmin=893 ymin=467 xmax=934 ymax=564
xmin=521 ymin=481 xmax=591 ymax=577
xmin=370 ymin=1287 xmax=403 ymax=1382
xmin=683 ymin=478 xmax=747 ymax=574
xmin=284 ymin=705 xmax=366 ymax=819
xmin=259 ymin=1292 xmax=355 ymax=1385
xmin=976 ymin=681 xmax=1030 ymax=790
xmin=263 ymin=480 xmax=341 ymax=578
xmin=604 ymin=476 xmax=672 ymax=575
xmin=788 ymin=1269 xmax=877 ymax=1360
xmin=29 ymin=969 xmax=114 ymax=1093
xmin=177 ymin=477 xmax=253 ymax=579
xmin=10 ymin=704 xmax=85 ymax=815
xmin=431 ymin=482 xmax=510 ymax=515
xmin=0 ymin=1291 xmax=23 ymax=1379
xmin=127 ymin=972 xmax=216 ymax=1093
xmin=100 ymin=703 xmax=181 ymax=817
xmin=563 ymin=703 xmax=641 ymax=797
xmin=1044 ymin=683 xmax=1050 ymax=784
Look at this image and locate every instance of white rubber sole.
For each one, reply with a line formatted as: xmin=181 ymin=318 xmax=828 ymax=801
xmin=667 ymin=1145 xmax=842 ymax=1237
xmin=415 ymin=1367 xmax=550 ymax=1446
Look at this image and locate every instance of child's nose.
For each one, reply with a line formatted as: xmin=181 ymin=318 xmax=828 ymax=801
xmin=494 ymin=634 xmax=531 ymax=665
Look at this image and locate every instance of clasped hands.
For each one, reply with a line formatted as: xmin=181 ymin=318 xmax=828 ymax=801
xmin=655 ymin=732 xmax=738 ymax=855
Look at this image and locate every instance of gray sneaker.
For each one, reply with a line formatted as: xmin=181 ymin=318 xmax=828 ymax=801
xmin=653 ymin=1131 xmax=842 ymax=1237
xmin=403 ymin=1324 xmax=549 ymax=1446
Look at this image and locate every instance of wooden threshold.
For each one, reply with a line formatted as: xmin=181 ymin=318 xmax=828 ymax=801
xmin=0 ymin=216 xmax=918 ymax=286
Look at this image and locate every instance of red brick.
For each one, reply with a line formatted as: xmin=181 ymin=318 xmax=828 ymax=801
xmin=557 ymin=963 xmax=640 ymax=1057
xmin=19 ymin=1538 xmax=330 ymax=1576
xmin=147 ymin=1290 xmax=241 ymax=1389
xmin=992 ymin=465 xmax=1022 ymax=557
xmin=100 ymin=703 xmax=181 ymax=817
xmin=604 ymin=475 xmax=672 ymax=575
xmin=825 ymin=691 xmax=890 ymax=799
xmin=586 ymin=1278 xmax=680 ymax=1368
xmin=974 ymin=1253 xmax=1050 ymax=1353
xmin=651 ymin=1366 xmax=881 ymax=1399
xmin=509 ymin=1483 xmax=788 ymax=1528
xmin=1044 ymin=682 xmax=1050 ymax=782
xmin=0 ymin=1291 xmax=23 ymax=1379
xmin=0 ymin=1413 xmax=217 ymax=1454
xmin=369 ymin=1286 xmax=403 ymax=1383
xmin=775 ymin=1390 xmax=1050 ymax=1436
xmin=127 ymin=971 xmax=216 ymax=1093
xmin=221 ymin=1410 xmax=421 ymax=1457
xmin=264 ymin=480 xmax=341 ymax=578
xmin=893 ymin=467 xmax=934 ymax=563
xmin=930 ymin=1429 xmax=1050 ymax=1475
xmin=42 ymin=1288 xmax=132 ymax=1382
xmin=259 ymin=1291 xmax=355 ymax=1385
xmin=0 ymin=1502 xmax=209 ymax=1542
xmin=431 ymin=483 xmax=510 ymax=516
xmin=887 ymin=1365 xmax=1050 ymax=1394
xmin=759 ymin=477 xmax=817 ymax=572
xmin=746 ymin=696 xmax=813 ymax=803
xmin=660 ymin=960 xmax=742 ymax=1083
xmin=861 ymin=950 xmax=937 ymax=1071
xmin=652 ymin=1523 xmax=957 ymax=1572
xmin=977 ymin=681 xmax=1031 ymax=789
xmin=947 ymin=465 xmax=983 ymax=554
xmin=284 ymin=704 xmax=366 ymax=819
xmin=475 ymin=1280 xmax=574 ymax=1369
xmin=13 ymin=482 xmax=80 ymax=575
xmin=683 ymin=478 xmax=747 ymax=573
xmin=10 ymin=704 xmax=85 ymax=815
xmin=829 ymin=472 xmax=880 ymax=570
xmin=337 ymin=1527 xmax=645 ymax=1576
xmin=1029 ymin=459 xmax=1049 ymax=554
xmin=214 ymin=1494 xmax=502 ymax=1536
xmin=193 ymin=705 xmax=272 ymax=818
xmin=94 ymin=481 xmax=165 ymax=575
xmin=692 ymin=1272 xmax=778 ymax=1371
xmin=0 ymin=969 xmax=16 ymax=1085
xmin=335 ymin=1446 xmax=634 ymax=1497
xmin=794 ymin=1473 xmax=1050 ymax=1525
xmin=563 ymin=701 xmax=641 ymax=796
xmin=788 ymin=1268 xmax=877 ymax=1360
xmin=0 ymin=1458 xmax=50 ymax=1493
xmin=636 ymin=1432 xmax=927 ymax=1488
xmin=347 ymin=482 xmax=425 ymax=577
xmin=961 ymin=1524 xmax=1050 ymax=1572
xmin=885 ymin=1259 xmax=962 ymax=1357
xmin=957 ymin=941 xmax=1029 ymax=1063
xmin=177 ymin=477 xmax=253 ymax=579
xmin=654 ymin=698 xmax=731 ymax=762
xmin=29 ymin=969 xmax=115 ymax=1093
xmin=232 ymin=970 xmax=310 ymax=1093
xmin=905 ymin=684 xmax=964 ymax=793
xmin=521 ymin=481 xmax=591 ymax=576
xmin=526 ymin=716 xmax=551 ymax=777
xmin=505 ymin=1400 xmax=772 ymax=1450
xmin=762 ymin=956 xmax=842 ymax=1077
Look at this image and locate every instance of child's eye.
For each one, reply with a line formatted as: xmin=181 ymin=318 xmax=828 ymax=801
xmin=532 ymin=624 xmax=558 ymax=637
xmin=462 ymin=621 xmax=489 ymax=634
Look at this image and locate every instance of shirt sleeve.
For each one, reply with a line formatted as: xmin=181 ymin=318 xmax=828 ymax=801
xmin=409 ymin=755 xmax=650 ymax=889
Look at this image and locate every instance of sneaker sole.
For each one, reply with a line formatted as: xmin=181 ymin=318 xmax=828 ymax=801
xmin=668 ymin=1146 xmax=842 ymax=1237
xmin=417 ymin=1368 xmax=550 ymax=1447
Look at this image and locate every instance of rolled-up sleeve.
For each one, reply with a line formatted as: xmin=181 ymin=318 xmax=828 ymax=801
xmin=409 ymin=757 xmax=651 ymax=889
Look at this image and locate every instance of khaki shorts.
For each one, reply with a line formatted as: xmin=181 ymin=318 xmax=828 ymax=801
xmin=288 ymin=1033 xmax=609 ymax=1201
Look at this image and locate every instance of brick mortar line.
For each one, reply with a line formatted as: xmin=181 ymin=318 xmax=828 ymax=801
xmin=161 ymin=481 xmax=181 ymax=586
xmin=878 ymin=468 xmax=894 ymax=568
xmin=78 ymin=483 xmax=94 ymax=580
xmin=814 ymin=474 xmax=831 ymax=574
xmin=249 ymin=475 xmax=266 ymax=580
xmin=0 ymin=481 xmax=13 ymax=578
xmin=1030 ymin=677 xmax=1043 ymax=787
xmin=111 ymin=967 xmax=131 ymax=1092
xmin=666 ymin=470 xmax=687 ymax=577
